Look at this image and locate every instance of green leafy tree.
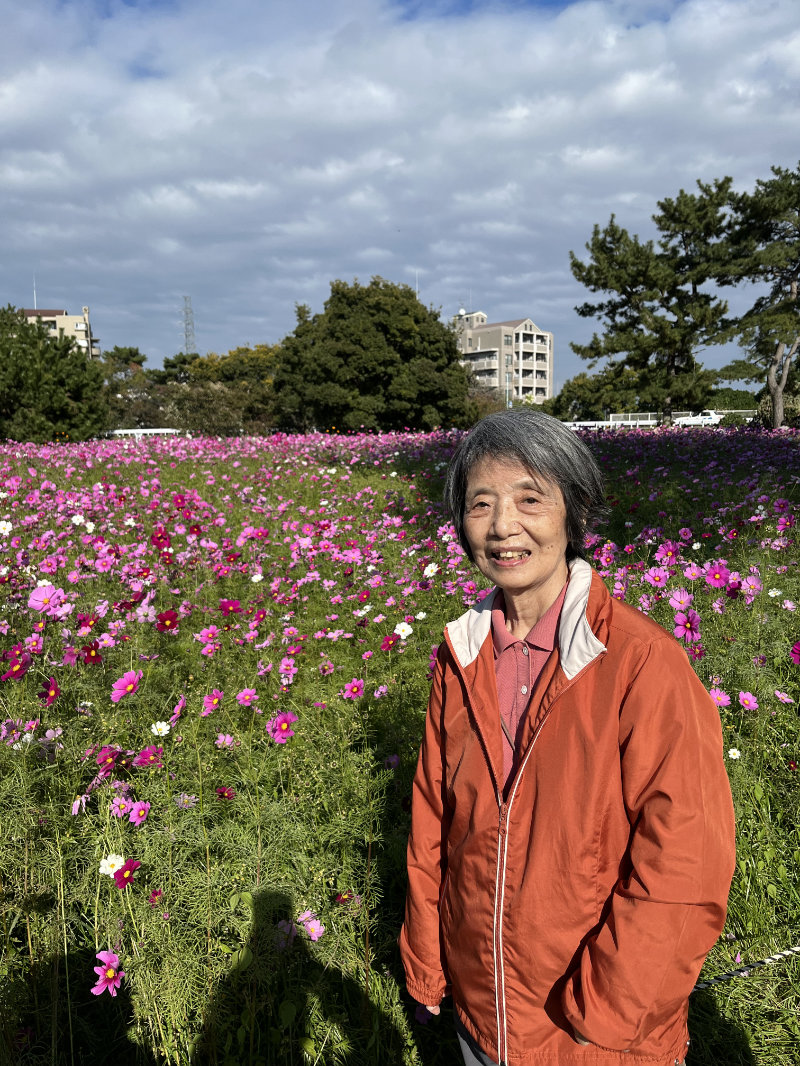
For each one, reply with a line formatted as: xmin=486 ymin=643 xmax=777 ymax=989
xmin=271 ymin=278 xmax=475 ymax=431
xmin=101 ymin=345 xmax=153 ymax=430
xmin=0 ymin=306 xmax=107 ymax=442
xmin=570 ymin=180 xmax=731 ymax=420
xmin=541 ymin=363 xmax=642 ymax=422
xmin=189 ymin=344 xmax=280 ymax=432
xmin=719 ymin=163 xmax=800 ymax=428
xmin=146 ymin=351 xmax=201 ymax=385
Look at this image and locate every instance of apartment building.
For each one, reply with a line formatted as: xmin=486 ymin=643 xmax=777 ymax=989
xmin=22 ymin=306 xmax=101 ymax=357
xmin=454 ymin=309 xmax=553 ymax=403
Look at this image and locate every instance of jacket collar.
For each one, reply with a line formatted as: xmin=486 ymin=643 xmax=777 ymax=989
xmin=445 ymin=558 xmax=606 ymax=681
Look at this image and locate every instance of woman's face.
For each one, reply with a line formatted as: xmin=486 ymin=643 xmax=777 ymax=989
xmin=463 ymin=457 xmax=569 ymax=602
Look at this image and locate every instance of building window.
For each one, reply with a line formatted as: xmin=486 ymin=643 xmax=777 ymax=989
xmin=504 ymin=334 xmax=512 ymax=345
xmin=468 ymin=338 xmax=473 ymax=348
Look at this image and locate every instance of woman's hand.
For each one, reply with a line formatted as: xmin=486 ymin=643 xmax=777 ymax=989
xmin=423 ymin=1003 xmax=441 ymax=1015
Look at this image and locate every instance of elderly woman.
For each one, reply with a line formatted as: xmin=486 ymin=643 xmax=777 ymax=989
xmin=399 ymin=409 xmax=735 ymax=1066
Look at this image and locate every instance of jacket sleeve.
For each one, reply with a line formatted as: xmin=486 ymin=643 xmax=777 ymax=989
xmin=399 ymin=650 xmax=451 ymax=1006
xmin=561 ymin=635 xmax=736 ymax=1050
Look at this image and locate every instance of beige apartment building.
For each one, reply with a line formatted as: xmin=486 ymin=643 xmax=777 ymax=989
xmin=454 ymin=309 xmax=553 ymax=403
xmin=22 ymin=307 xmax=101 ymax=357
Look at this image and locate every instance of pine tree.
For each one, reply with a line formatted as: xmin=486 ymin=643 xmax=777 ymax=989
xmin=570 ymin=180 xmax=732 ymax=419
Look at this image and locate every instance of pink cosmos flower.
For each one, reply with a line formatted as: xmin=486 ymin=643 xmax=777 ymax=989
xmin=643 ymin=566 xmax=670 ymax=588
xmin=129 ymin=801 xmax=151 ymax=827
xmin=342 ymin=677 xmax=365 ymax=699
xmin=673 ymin=610 xmax=701 ymax=642
xmin=111 ymin=670 xmax=143 ymax=703
xmin=738 ymin=691 xmax=759 ymax=710
xmin=683 ymin=562 xmax=702 ymax=580
xmin=96 ymin=745 xmax=122 ymax=772
xmin=110 ymin=796 xmax=131 ymax=818
xmin=775 ymin=691 xmax=794 ymax=704
xmin=132 ymin=745 xmax=163 ymax=769
xmin=709 ymin=688 xmax=731 ymax=708
xmin=215 ymin=733 xmax=234 ymax=748
xmin=305 ymin=918 xmax=325 ymax=941
xmin=91 ymin=951 xmax=125 ymax=997
xmin=113 ymin=859 xmax=141 ymax=889
xmin=236 ymin=688 xmax=258 ymax=706
xmin=703 ymin=561 xmax=731 ymax=589
xmin=28 ymin=585 xmax=62 ymax=613
xmin=791 ymin=642 xmax=800 ymax=665
xmin=266 ymin=711 xmax=298 ymax=744
xmin=668 ymin=588 xmax=693 ymax=611
xmin=202 ymin=689 xmax=223 ymax=715
xmin=170 ymin=695 xmax=185 ymax=725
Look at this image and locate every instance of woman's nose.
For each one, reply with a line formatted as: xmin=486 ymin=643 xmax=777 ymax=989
xmin=491 ymin=502 xmax=519 ymax=537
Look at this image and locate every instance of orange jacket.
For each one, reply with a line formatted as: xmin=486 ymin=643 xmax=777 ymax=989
xmin=400 ymin=560 xmax=735 ymax=1065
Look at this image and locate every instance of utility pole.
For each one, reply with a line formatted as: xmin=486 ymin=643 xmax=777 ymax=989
xmin=183 ymin=295 xmax=196 ymax=355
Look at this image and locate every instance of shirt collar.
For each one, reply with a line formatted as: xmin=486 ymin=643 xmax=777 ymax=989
xmin=492 ymin=582 xmax=568 ymax=657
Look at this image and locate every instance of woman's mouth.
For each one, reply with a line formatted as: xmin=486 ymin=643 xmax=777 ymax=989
xmin=492 ymin=550 xmax=530 ymax=561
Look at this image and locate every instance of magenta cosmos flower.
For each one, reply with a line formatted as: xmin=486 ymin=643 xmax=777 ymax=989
xmin=132 ymin=745 xmax=163 ymax=769
xmin=266 ymin=711 xmax=298 ymax=744
xmin=709 ymin=688 xmax=731 ymax=708
xmin=738 ymin=691 xmax=759 ymax=710
xmin=703 ymin=561 xmax=731 ymax=589
xmin=91 ymin=951 xmax=125 ymax=997
xmin=129 ymin=801 xmax=151 ymax=827
xmin=202 ymin=689 xmax=224 ymax=715
xmin=791 ymin=642 xmax=800 ymax=665
xmin=111 ymin=670 xmax=143 ymax=703
xmin=236 ymin=688 xmax=258 ymax=706
xmin=342 ymin=678 xmax=365 ymax=699
xmin=113 ymin=859 xmax=141 ymax=889
xmin=37 ymin=677 xmax=60 ymax=706
xmin=673 ymin=610 xmax=701 ymax=643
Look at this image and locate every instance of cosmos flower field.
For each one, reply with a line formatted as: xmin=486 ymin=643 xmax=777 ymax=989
xmin=0 ymin=427 xmax=798 ymax=1066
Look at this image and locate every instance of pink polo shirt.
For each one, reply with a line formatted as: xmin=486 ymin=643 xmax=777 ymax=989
xmin=492 ymin=582 xmax=567 ymax=793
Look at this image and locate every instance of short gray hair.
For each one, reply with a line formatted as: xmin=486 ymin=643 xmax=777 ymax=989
xmin=444 ymin=408 xmax=606 ymax=562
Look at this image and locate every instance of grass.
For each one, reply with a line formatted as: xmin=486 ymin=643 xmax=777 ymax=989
xmin=0 ymin=425 xmax=798 ymax=1065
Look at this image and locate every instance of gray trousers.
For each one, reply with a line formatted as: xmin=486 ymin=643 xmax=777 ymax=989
xmin=456 ymin=1017 xmax=499 ymax=1066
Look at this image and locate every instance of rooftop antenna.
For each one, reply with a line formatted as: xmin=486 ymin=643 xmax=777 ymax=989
xmin=33 ymin=274 xmax=37 ymax=310
xmin=183 ymin=295 xmax=196 ymax=355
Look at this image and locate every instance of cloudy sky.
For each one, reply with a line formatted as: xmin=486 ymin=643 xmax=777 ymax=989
xmin=2 ymin=0 xmax=798 ymax=387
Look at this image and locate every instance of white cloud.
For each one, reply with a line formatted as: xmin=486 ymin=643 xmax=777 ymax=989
xmin=0 ymin=0 xmax=797 ymax=388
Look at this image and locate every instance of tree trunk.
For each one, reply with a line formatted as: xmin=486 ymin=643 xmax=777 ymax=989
xmin=767 ymin=338 xmax=799 ymax=429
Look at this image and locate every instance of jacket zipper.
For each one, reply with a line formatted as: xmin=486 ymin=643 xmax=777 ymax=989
xmin=492 ymin=657 xmax=604 ymax=1064
xmin=493 ymin=798 xmax=508 ymax=1062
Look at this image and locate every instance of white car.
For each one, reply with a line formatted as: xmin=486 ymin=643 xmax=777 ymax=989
xmin=673 ymin=410 xmax=724 ymax=427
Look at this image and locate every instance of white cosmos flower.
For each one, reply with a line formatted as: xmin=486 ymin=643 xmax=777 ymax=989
xmin=423 ymin=563 xmax=440 ymax=578
xmin=0 ymin=520 xmax=12 ymax=536
xmin=100 ymin=854 xmax=126 ymax=877
xmin=768 ymin=588 xmax=782 ymax=597
xmin=394 ymin=622 xmax=413 ymax=639
xmin=71 ymin=514 xmax=84 ymax=526
xmin=727 ymin=749 xmax=741 ymax=760
xmin=250 ymin=573 xmax=263 ymax=583
xmin=151 ymin=721 xmax=171 ymax=736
